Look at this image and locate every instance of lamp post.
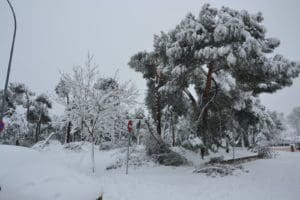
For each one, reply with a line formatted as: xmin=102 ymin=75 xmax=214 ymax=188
xmin=0 ymin=0 xmax=17 ymax=121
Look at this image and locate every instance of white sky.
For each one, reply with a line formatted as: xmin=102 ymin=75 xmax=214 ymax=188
xmin=1 ymin=0 xmax=300 ymax=115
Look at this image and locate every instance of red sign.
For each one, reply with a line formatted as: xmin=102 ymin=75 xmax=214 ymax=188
xmin=0 ymin=120 xmax=5 ymax=133
xmin=127 ymin=120 xmax=133 ymax=133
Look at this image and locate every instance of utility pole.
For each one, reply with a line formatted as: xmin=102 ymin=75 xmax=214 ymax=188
xmin=0 ymin=0 xmax=17 ymax=121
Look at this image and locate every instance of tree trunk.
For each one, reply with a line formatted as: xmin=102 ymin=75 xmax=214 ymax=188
xmin=35 ymin=122 xmax=40 ymax=143
xmin=38 ymin=123 xmax=41 ymax=141
xmin=91 ymin=135 xmax=95 ymax=173
xmin=243 ymin=131 xmax=250 ymax=147
xmin=241 ymin=131 xmax=245 ymax=148
xmin=252 ymin=129 xmax=256 ymax=146
xmin=113 ymin=118 xmax=117 ymax=144
xmin=155 ymin=86 xmax=162 ymax=136
xmin=25 ymin=92 xmax=30 ymax=119
xmin=171 ymin=112 xmax=175 ymax=146
xmin=65 ymin=95 xmax=72 ymax=143
xmin=203 ymin=64 xmax=214 ymax=99
xmin=200 ymin=63 xmax=214 ymax=145
xmin=145 ymin=118 xmax=162 ymax=144
xmin=66 ymin=121 xmax=72 ymax=143
xmin=80 ymin=117 xmax=84 ymax=141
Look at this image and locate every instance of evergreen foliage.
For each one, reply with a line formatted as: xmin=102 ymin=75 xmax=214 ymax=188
xmin=129 ymin=4 xmax=300 ymax=149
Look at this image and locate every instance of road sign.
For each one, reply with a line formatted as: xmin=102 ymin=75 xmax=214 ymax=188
xmin=127 ymin=120 xmax=133 ymax=133
xmin=0 ymin=120 xmax=5 ymax=133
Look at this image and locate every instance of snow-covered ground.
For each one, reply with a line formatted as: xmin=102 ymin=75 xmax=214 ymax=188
xmin=0 ymin=143 xmax=299 ymax=200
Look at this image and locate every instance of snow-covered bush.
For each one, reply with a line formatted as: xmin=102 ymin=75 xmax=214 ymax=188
xmin=155 ymin=151 xmax=187 ymax=166
xmin=32 ymin=139 xmax=62 ymax=151
xmin=146 ymin=134 xmax=187 ymax=166
xmin=145 ymin=133 xmax=168 ymax=155
xmin=208 ymin=156 xmax=224 ymax=164
xmin=254 ymin=146 xmax=275 ymax=159
xmin=63 ymin=142 xmax=84 ymax=151
xmin=106 ymin=145 xmax=151 ymax=170
xmin=181 ymin=135 xmax=204 ymax=152
xmin=99 ymin=140 xmax=127 ymax=150
xmin=194 ymin=164 xmax=247 ymax=177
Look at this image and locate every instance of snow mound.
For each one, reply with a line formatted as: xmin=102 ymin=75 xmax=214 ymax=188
xmin=1 ymin=144 xmax=300 ymax=200
xmin=32 ymin=139 xmax=63 ymax=151
xmin=63 ymin=141 xmax=96 ymax=152
xmin=106 ymin=145 xmax=153 ymax=170
xmin=194 ymin=164 xmax=249 ymax=177
xmin=0 ymin=145 xmax=102 ymax=200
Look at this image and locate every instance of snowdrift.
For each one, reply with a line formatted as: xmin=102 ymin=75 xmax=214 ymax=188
xmin=1 ymin=143 xmax=300 ymax=200
xmin=0 ymin=145 xmax=102 ymax=200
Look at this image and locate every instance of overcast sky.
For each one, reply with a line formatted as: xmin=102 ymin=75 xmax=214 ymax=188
xmin=1 ymin=0 xmax=300 ymax=115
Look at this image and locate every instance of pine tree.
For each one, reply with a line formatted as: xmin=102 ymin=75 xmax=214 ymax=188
xmin=55 ymin=78 xmax=72 ymax=143
xmin=129 ymin=4 xmax=300 ymax=147
xmin=129 ymin=52 xmax=166 ymax=136
xmin=27 ymin=94 xmax=52 ymax=143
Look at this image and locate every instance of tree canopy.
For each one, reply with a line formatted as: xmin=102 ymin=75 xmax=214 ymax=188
xmin=129 ymin=4 xmax=300 ymax=147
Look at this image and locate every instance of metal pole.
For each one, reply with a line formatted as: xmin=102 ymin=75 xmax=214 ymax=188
xmin=126 ymin=134 xmax=130 ymax=175
xmin=0 ymin=0 xmax=17 ymax=121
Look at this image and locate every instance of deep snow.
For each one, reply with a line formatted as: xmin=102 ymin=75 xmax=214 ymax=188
xmin=0 ymin=143 xmax=299 ymax=200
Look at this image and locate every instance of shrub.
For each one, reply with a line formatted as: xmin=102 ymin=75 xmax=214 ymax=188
xmin=255 ymin=146 xmax=275 ymax=159
xmin=208 ymin=156 xmax=224 ymax=164
xmin=146 ymin=135 xmax=187 ymax=166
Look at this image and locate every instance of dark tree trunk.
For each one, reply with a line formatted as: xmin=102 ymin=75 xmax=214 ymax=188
xmin=243 ymin=132 xmax=250 ymax=147
xmin=171 ymin=112 xmax=175 ymax=146
xmin=252 ymin=130 xmax=256 ymax=146
xmin=25 ymin=92 xmax=30 ymax=119
xmin=35 ymin=123 xmax=39 ymax=143
xmin=155 ymin=87 xmax=162 ymax=136
xmin=203 ymin=64 xmax=214 ymax=99
xmin=66 ymin=121 xmax=72 ymax=143
xmin=38 ymin=123 xmax=41 ymax=141
xmin=154 ymin=71 xmax=163 ymax=136
xmin=200 ymin=63 xmax=214 ymax=145
xmin=35 ymin=122 xmax=41 ymax=143
xmin=65 ymin=95 xmax=72 ymax=143
xmin=80 ymin=117 xmax=84 ymax=141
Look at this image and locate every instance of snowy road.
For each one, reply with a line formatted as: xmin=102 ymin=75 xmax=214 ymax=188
xmin=0 ymin=144 xmax=299 ymax=200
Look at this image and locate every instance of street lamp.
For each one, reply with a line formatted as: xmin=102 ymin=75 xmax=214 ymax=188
xmin=0 ymin=0 xmax=17 ymax=121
